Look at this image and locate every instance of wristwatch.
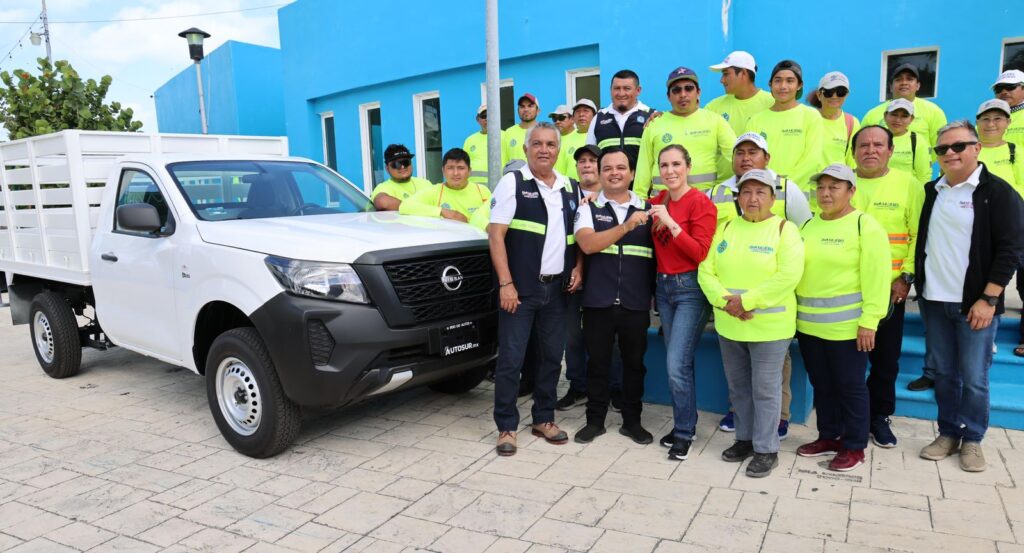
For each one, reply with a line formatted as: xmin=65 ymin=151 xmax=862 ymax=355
xmin=981 ymin=294 xmax=999 ymax=306
xmin=899 ymin=272 xmax=914 ymax=285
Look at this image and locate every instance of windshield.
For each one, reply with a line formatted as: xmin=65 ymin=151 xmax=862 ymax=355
xmin=166 ymin=160 xmax=373 ymax=221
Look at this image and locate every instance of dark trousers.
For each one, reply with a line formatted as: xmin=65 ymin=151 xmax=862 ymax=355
xmin=867 ymin=300 xmax=903 ymax=419
xmin=493 ymin=280 xmax=567 ymax=431
xmin=582 ymin=306 xmax=650 ymax=426
xmin=565 ymin=291 xmax=624 ymax=393
xmin=1017 ymin=262 xmax=1024 ymax=343
xmin=797 ymin=332 xmax=870 ymax=450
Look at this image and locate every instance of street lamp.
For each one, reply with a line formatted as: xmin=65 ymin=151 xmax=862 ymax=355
xmin=178 ymin=27 xmax=211 ymax=134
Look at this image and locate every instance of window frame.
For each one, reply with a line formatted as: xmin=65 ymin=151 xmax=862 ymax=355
xmin=358 ymin=101 xmax=382 ymax=195
xmin=412 ymin=90 xmax=442 ymax=182
xmin=879 ymin=46 xmax=940 ymax=102
xmin=112 ymin=167 xmax=175 ymax=239
xmin=1001 ymin=37 xmax=1024 ymax=72
xmin=565 ymin=67 xmax=600 ymax=106
xmin=480 ymin=78 xmax=515 ymax=130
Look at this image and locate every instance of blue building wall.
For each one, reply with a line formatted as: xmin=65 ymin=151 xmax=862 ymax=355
xmin=155 ymin=41 xmax=284 ymax=136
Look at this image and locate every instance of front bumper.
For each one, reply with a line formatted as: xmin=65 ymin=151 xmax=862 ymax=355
xmin=249 ymin=292 xmax=497 ymax=407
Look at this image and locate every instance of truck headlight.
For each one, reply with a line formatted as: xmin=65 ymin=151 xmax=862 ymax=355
xmin=265 ymin=256 xmax=370 ymax=304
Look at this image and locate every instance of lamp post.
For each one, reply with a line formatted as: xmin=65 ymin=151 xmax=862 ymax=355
xmin=30 ymin=0 xmax=53 ymax=64
xmin=178 ymin=27 xmax=211 ymax=134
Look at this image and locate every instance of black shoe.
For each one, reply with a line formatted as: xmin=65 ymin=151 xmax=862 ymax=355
xmin=745 ymin=452 xmax=779 ymax=478
xmin=556 ymin=388 xmax=587 ymax=411
xmin=870 ymin=416 xmax=898 ymax=448
xmin=619 ymin=423 xmax=653 ymax=445
xmin=609 ymin=389 xmax=623 ymax=413
xmin=722 ymin=440 xmax=754 ymax=463
xmin=907 ymin=375 xmax=934 ymax=391
xmin=574 ymin=424 xmax=606 ymax=444
xmin=659 ymin=432 xmax=674 ymax=448
xmin=668 ymin=439 xmax=692 ymax=461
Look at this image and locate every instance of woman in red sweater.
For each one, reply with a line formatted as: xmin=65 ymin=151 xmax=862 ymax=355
xmin=649 ymin=144 xmax=719 ymax=461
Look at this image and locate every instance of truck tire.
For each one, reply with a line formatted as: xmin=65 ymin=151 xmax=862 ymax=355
xmin=29 ymin=291 xmax=82 ymax=379
xmin=206 ymin=327 xmax=301 ymax=458
xmin=428 ymin=360 xmax=491 ymax=394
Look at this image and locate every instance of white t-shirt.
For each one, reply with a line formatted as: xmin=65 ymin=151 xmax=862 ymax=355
xmin=585 ymin=101 xmax=651 ymax=146
xmin=574 ymin=191 xmax=644 ymax=233
xmin=490 ymin=167 xmax=572 ymax=275
xmin=923 ymin=165 xmax=982 ymax=302
xmin=712 ymin=170 xmax=813 ymax=226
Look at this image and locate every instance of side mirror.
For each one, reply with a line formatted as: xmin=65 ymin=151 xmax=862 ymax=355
xmin=116 ymin=203 xmax=162 ymax=233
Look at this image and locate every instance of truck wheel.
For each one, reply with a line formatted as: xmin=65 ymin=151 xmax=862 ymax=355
xmin=428 ymin=360 xmax=491 ymax=394
xmin=206 ymin=328 xmax=300 ymax=458
xmin=30 ymin=291 xmax=82 ymax=379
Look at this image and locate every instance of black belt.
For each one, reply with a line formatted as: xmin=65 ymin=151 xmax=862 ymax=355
xmin=538 ymin=274 xmax=561 ymax=283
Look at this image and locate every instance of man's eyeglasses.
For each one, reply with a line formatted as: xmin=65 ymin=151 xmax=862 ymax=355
xmin=994 ymin=83 xmax=1021 ymax=94
xmin=670 ymin=84 xmax=697 ymax=94
xmin=388 ymin=159 xmax=411 ymax=170
xmin=550 ymin=115 xmax=569 ymax=122
xmin=933 ymin=141 xmax=978 ymax=156
xmin=821 ymin=87 xmax=848 ymax=98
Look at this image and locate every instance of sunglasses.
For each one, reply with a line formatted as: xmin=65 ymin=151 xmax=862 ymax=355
xmin=550 ymin=115 xmax=569 ymax=122
xmin=477 ymin=111 xmax=487 ymax=119
xmin=933 ymin=141 xmax=978 ymax=156
xmin=388 ymin=159 xmax=411 ymax=169
xmin=821 ymin=87 xmax=848 ymax=98
xmin=994 ymin=83 xmax=1021 ymax=94
xmin=670 ymin=84 xmax=698 ymax=94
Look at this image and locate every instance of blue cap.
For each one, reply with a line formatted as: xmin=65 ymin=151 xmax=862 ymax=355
xmin=666 ymin=66 xmax=699 ymax=88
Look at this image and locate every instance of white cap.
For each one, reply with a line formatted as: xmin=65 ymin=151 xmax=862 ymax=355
xmin=993 ymin=69 xmax=1024 ymax=88
xmin=886 ymin=98 xmax=915 ymax=115
xmin=476 ymin=104 xmax=487 ymax=116
xmin=810 ymin=163 xmax=857 ymax=185
xmin=572 ymin=98 xmax=597 ymax=113
xmin=737 ymin=169 xmax=776 ymax=192
xmin=977 ymin=98 xmax=1012 ymax=118
xmin=548 ymin=104 xmax=572 ymax=117
xmin=710 ymin=50 xmax=757 ymax=73
xmin=733 ymin=132 xmax=769 ymax=153
xmin=818 ymin=71 xmax=850 ymax=90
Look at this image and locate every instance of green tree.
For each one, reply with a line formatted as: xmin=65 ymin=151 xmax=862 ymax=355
xmin=0 ymin=57 xmax=143 ymax=140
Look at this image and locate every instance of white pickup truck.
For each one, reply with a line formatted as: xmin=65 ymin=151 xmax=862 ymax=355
xmin=0 ymin=130 xmax=497 ymax=458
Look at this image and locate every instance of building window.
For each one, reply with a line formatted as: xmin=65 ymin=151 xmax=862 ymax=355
xmin=359 ymin=102 xmax=384 ymax=192
xmin=320 ymin=112 xmax=337 ymax=171
xmin=1003 ymin=39 xmax=1024 ymax=72
xmin=566 ymin=68 xmax=601 ymax=107
xmin=413 ymin=92 xmax=443 ymax=184
xmin=481 ymin=79 xmax=516 ymax=130
xmin=881 ymin=48 xmax=939 ymax=101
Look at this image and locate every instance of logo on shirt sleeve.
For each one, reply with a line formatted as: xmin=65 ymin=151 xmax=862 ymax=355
xmin=661 ymin=133 xmax=673 ymax=143
xmin=490 ymin=198 xmax=497 ymax=208
xmin=717 ymin=240 xmax=728 ymax=253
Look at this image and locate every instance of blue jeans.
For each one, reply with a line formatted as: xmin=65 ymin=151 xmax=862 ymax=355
xmin=920 ymin=299 xmax=999 ymax=443
xmin=494 ymin=280 xmax=567 ymax=432
xmin=655 ymin=271 xmax=711 ymax=442
xmin=565 ymin=291 xmax=623 ymax=393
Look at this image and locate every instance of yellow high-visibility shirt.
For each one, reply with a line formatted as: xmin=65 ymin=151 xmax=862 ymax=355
xmin=463 ymin=131 xmax=508 ymax=186
xmin=850 ymin=168 xmax=924 ymax=280
xmin=745 ymin=104 xmax=824 ymax=199
xmin=706 ymin=89 xmax=775 ymax=136
xmin=796 ymin=210 xmax=891 ymax=340
xmin=503 ymin=125 xmax=529 ymax=162
xmin=979 ymin=143 xmax=1024 ymax=196
xmin=634 ymin=109 xmax=736 ymax=198
xmin=862 ymin=97 xmax=948 ymax=148
xmin=820 ymin=111 xmax=859 ymax=168
xmin=370 ymin=177 xmax=433 ymax=202
xmin=1007 ymin=108 xmax=1024 ymax=150
xmin=556 ymin=131 xmax=588 ymax=181
xmin=398 ymin=182 xmax=492 ymax=230
xmin=887 ymin=131 xmax=933 ymax=185
xmin=698 ymin=215 xmax=805 ymax=342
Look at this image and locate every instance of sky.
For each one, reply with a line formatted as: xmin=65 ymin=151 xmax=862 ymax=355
xmin=0 ymin=0 xmax=290 ymax=139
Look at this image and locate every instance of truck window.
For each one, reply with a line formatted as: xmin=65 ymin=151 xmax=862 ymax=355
xmin=115 ymin=169 xmax=173 ymax=234
xmin=166 ymin=161 xmax=373 ymax=221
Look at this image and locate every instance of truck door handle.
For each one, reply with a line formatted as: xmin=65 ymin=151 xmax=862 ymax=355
xmin=101 ymin=253 xmax=118 ymax=262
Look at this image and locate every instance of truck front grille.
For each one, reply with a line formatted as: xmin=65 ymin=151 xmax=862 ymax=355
xmin=307 ymin=319 xmax=335 ymax=365
xmin=382 ymin=253 xmax=495 ymax=324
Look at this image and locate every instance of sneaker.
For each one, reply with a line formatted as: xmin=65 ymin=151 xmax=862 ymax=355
xmin=609 ymin=389 xmax=623 ymax=413
xmin=920 ymin=435 xmax=960 ymax=461
xmin=797 ymin=438 xmax=842 ymax=457
xmin=777 ymin=419 xmax=789 ymax=440
xmin=907 ymin=375 xmax=934 ymax=391
xmin=668 ymin=439 xmax=692 ymax=461
xmin=531 ymin=422 xmax=569 ymax=444
xmin=722 ymin=440 xmax=754 ymax=463
xmin=659 ymin=432 xmax=675 ymax=448
xmin=828 ymin=448 xmax=865 ymax=472
xmin=619 ymin=423 xmax=653 ymax=445
xmin=719 ymin=412 xmax=736 ymax=432
xmin=573 ymin=424 xmax=606 ymax=444
xmin=555 ymin=388 xmax=587 ymax=411
xmin=959 ymin=441 xmax=986 ymax=472
xmin=496 ymin=431 xmax=517 ymax=456
xmin=746 ymin=452 xmax=779 ymax=478
xmin=870 ymin=416 xmax=898 ymax=448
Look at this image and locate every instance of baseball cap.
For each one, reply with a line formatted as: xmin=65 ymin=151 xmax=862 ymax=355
xmin=891 ymin=63 xmax=920 ymax=81
xmin=886 ymin=98 xmax=915 ymax=115
xmin=573 ymin=144 xmax=601 ymax=162
xmin=993 ymin=69 xmax=1024 ymax=88
xmin=573 ymin=98 xmax=598 ymax=113
xmin=383 ymin=144 xmax=414 ymax=164
xmin=733 ymin=132 xmax=769 ymax=154
xmin=737 ymin=169 xmax=776 ymax=194
xmin=517 ymin=93 xmax=538 ymax=107
xmin=770 ymin=60 xmax=803 ymax=83
xmin=977 ymin=98 xmax=1012 ymax=118
xmin=818 ymin=71 xmax=850 ymax=90
xmin=476 ymin=104 xmax=487 ymax=116
xmin=810 ymin=163 xmax=857 ymax=185
xmin=710 ymin=51 xmax=757 ymax=73
xmin=548 ymin=104 xmax=572 ymax=118
xmin=666 ymin=66 xmax=699 ymax=88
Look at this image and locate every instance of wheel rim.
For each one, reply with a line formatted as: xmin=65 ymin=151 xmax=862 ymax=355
xmin=33 ymin=311 xmax=55 ymax=364
xmin=215 ymin=356 xmax=262 ymax=436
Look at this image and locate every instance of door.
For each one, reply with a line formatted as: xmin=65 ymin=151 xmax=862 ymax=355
xmin=91 ymin=167 xmax=182 ymax=362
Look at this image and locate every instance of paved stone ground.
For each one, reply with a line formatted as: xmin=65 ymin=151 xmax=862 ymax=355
xmin=3 ymin=301 xmax=1024 ymax=553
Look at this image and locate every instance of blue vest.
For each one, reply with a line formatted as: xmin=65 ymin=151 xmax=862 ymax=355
xmin=581 ymin=199 xmax=655 ymax=311
xmin=592 ymin=108 xmax=650 ymax=168
xmin=504 ymin=170 xmax=580 ymax=296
